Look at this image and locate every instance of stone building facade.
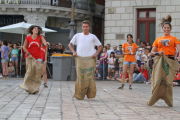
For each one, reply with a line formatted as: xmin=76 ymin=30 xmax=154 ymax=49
xmin=0 ymin=0 xmax=105 ymax=47
xmin=104 ymin=0 xmax=180 ymax=46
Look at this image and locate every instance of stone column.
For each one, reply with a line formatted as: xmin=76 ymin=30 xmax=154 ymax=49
xmin=24 ymin=14 xmax=47 ymax=27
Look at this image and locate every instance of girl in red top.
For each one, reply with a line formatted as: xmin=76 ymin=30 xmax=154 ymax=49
xmin=23 ymin=25 xmax=48 ymax=63
xmin=40 ymin=43 xmax=48 ymax=88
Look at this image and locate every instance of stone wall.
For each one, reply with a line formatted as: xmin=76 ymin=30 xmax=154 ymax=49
xmin=104 ymin=0 xmax=180 ymax=47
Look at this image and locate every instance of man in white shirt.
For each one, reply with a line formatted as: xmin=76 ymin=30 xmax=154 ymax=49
xmin=106 ymin=44 xmax=114 ymax=57
xmin=68 ymin=20 xmax=103 ymax=100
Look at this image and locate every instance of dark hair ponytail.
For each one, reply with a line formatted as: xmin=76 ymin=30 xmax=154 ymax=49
xmin=159 ymin=15 xmax=172 ymax=29
xmin=127 ymin=34 xmax=134 ymax=43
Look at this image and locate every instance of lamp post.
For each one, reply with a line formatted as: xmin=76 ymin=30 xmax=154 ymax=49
xmin=64 ymin=0 xmax=76 ymax=81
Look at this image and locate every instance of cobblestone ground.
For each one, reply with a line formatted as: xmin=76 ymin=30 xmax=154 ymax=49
xmin=0 ymin=78 xmax=180 ymax=120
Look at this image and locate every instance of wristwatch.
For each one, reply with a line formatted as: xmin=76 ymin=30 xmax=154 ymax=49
xmin=155 ymin=52 xmax=159 ymax=56
xmin=27 ymin=53 xmax=30 ymax=56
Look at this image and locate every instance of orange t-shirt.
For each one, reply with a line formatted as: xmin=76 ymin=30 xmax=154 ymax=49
xmin=152 ymin=35 xmax=180 ymax=56
xmin=122 ymin=42 xmax=138 ymax=62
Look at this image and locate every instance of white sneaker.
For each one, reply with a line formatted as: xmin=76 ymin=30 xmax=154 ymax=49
xmin=0 ymin=75 xmax=2 ymax=78
xmin=17 ymin=75 xmax=19 ymax=78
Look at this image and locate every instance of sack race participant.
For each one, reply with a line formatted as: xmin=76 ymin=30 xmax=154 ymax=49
xmin=20 ymin=57 xmax=44 ymax=94
xmin=68 ymin=20 xmax=103 ymax=100
xmin=147 ymin=15 xmax=180 ymax=107
xmin=20 ymin=25 xmax=48 ymax=94
xmin=75 ymin=56 xmax=96 ymax=99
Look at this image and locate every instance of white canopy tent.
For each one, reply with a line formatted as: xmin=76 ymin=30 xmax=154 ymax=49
xmin=0 ymin=22 xmax=56 ymax=76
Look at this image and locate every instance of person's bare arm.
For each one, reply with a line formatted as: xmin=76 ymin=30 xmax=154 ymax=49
xmin=123 ymin=48 xmax=130 ymax=55
xmin=151 ymin=46 xmax=163 ymax=56
xmin=2 ymin=51 xmax=4 ymax=58
xmin=41 ymin=36 xmax=47 ymax=46
xmin=44 ymin=46 xmax=48 ymax=64
xmin=176 ymin=44 xmax=180 ymax=59
xmin=93 ymin=45 xmax=103 ymax=58
xmin=68 ymin=43 xmax=77 ymax=56
xmin=18 ymin=46 xmax=23 ymax=51
xmin=23 ymin=39 xmax=32 ymax=58
xmin=135 ymin=63 xmax=140 ymax=70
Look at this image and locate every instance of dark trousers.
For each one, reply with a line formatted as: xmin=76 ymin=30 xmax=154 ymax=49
xmin=99 ymin=63 xmax=108 ymax=80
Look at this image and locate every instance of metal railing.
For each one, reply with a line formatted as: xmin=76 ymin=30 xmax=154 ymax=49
xmin=0 ymin=0 xmax=96 ymax=12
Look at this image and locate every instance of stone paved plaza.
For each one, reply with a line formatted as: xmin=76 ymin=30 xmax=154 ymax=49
xmin=0 ymin=78 xmax=180 ymax=120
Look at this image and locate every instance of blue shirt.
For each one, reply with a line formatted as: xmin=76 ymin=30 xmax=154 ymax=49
xmin=1 ymin=45 xmax=10 ymax=59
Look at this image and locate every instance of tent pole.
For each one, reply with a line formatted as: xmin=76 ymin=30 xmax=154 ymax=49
xmin=20 ymin=30 xmax=23 ymax=77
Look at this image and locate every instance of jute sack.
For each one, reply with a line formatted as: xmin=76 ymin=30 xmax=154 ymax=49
xmin=147 ymin=54 xmax=178 ymax=107
xmin=74 ymin=56 xmax=96 ymax=100
xmin=19 ymin=57 xmax=44 ymax=94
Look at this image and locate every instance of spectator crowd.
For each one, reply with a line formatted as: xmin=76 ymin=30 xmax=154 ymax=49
xmin=95 ymin=39 xmax=180 ymax=87
xmin=0 ymin=40 xmax=66 ymax=79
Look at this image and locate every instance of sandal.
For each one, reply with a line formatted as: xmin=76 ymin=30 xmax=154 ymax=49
xmin=44 ymin=83 xmax=48 ymax=88
xmin=118 ymin=84 xmax=124 ymax=89
xmin=129 ymin=85 xmax=132 ymax=90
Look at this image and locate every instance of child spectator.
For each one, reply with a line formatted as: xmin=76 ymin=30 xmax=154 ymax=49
xmin=118 ymin=54 xmax=124 ymax=73
xmin=133 ymin=64 xmax=148 ymax=83
xmin=111 ymin=68 xmax=115 ymax=80
xmin=112 ymin=70 xmax=120 ymax=81
xmin=107 ymin=52 xmax=115 ymax=80
xmin=117 ymin=71 xmax=129 ymax=82
xmin=8 ymin=61 xmax=15 ymax=77
xmin=94 ymin=69 xmax=100 ymax=80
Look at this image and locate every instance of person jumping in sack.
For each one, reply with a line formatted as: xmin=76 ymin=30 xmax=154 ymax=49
xmin=20 ymin=25 xmax=48 ymax=94
xmin=147 ymin=15 xmax=180 ymax=107
xmin=68 ymin=20 xmax=103 ymax=100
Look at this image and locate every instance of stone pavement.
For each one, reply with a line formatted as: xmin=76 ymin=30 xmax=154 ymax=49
xmin=0 ymin=78 xmax=180 ymax=120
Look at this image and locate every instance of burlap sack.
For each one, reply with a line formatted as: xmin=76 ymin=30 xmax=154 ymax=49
xmin=147 ymin=54 xmax=178 ymax=107
xmin=74 ymin=56 xmax=97 ymax=100
xmin=19 ymin=57 xmax=44 ymax=94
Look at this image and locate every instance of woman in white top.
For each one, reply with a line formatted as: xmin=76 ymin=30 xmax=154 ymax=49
xmin=107 ymin=51 xmax=116 ymax=79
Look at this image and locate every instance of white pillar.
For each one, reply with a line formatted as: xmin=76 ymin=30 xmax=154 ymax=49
xmin=24 ymin=14 xmax=47 ymax=27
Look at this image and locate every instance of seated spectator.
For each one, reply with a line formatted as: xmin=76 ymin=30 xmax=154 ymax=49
xmin=48 ymin=43 xmax=57 ymax=55
xmin=117 ymin=70 xmax=129 ymax=82
xmin=112 ymin=70 xmax=120 ymax=81
xmin=133 ymin=64 xmax=148 ymax=83
xmin=8 ymin=62 xmax=15 ymax=77
xmin=111 ymin=68 xmax=115 ymax=80
xmin=94 ymin=69 xmax=100 ymax=80
xmin=173 ymin=72 xmax=180 ymax=86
